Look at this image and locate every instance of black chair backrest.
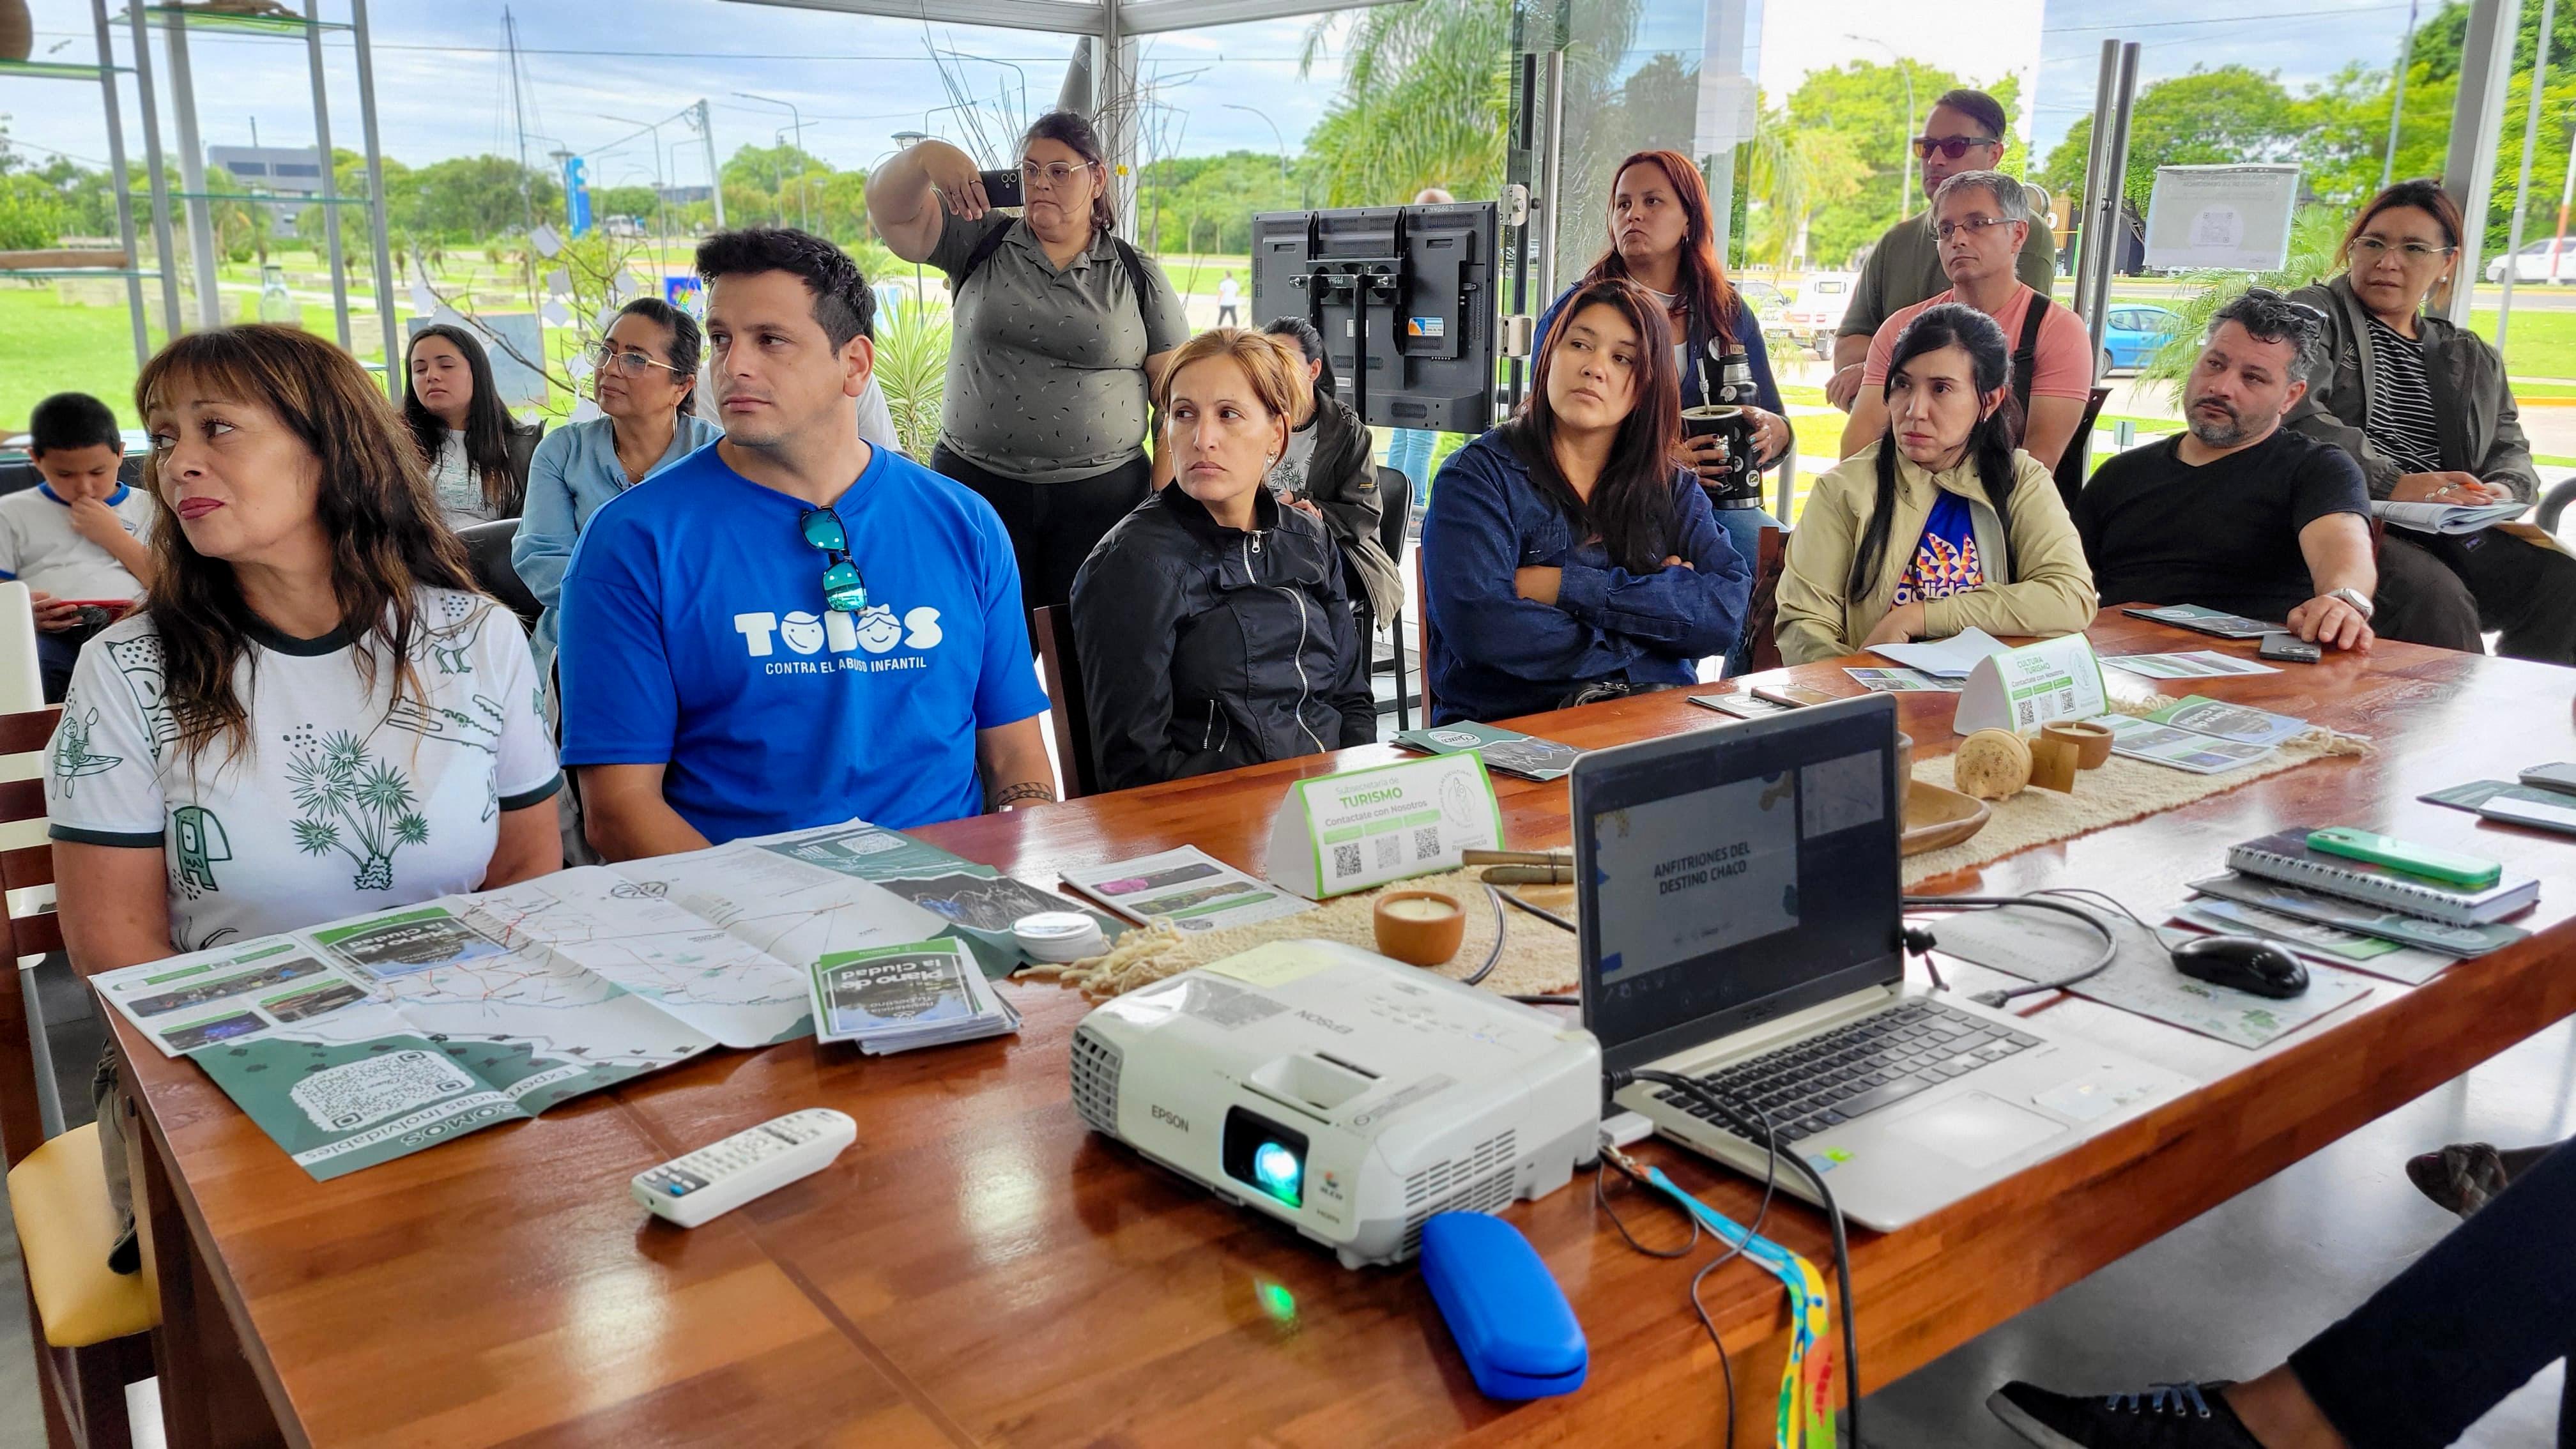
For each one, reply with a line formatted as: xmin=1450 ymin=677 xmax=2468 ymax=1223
xmin=1031 ymin=604 xmax=1100 ymax=801
xmin=1375 ymin=465 xmax=1413 ymax=566
xmin=2054 ymin=385 xmax=2114 ymax=512
xmin=457 ymin=518 xmax=541 ymax=632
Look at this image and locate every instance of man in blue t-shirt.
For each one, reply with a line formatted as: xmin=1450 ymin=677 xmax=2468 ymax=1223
xmin=558 ymin=227 xmax=1054 ymax=857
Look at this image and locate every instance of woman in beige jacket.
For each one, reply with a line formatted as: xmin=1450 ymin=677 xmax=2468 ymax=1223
xmin=1777 ymin=303 xmax=2096 ymax=665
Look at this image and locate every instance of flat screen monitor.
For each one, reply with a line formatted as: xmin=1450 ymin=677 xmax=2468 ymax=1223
xmin=1249 ymin=202 xmax=1499 ymax=433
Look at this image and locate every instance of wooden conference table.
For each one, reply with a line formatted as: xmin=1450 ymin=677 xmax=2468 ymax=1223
xmin=107 ymin=610 xmax=2576 ymax=1446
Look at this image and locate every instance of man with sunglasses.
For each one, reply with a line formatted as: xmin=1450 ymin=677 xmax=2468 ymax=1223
xmin=555 ymin=227 xmax=1055 ymax=860
xmin=2071 ymin=291 xmax=2380 ymax=652
xmin=1828 ymin=89 xmax=2060 ymax=413
xmin=1841 ymin=170 xmax=2096 ymax=471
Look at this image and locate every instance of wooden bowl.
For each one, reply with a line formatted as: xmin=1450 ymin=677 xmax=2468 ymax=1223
xmin=1901 ymin=779 xmax=1991 ymax=856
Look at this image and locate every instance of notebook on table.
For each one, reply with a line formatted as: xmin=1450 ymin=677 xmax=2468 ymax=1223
xmin=2226 ymin=831 xmax=2538 ymax=927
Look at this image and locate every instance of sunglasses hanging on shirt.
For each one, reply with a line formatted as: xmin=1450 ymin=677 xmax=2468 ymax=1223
xmin=800 ymin=507 xmax=870 ymax=614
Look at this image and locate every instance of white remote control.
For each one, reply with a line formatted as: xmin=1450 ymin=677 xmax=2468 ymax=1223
xmin=631 ymin=1108 xmax=857 ymax=1228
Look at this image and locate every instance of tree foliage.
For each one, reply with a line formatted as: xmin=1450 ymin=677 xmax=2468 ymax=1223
xmin=1299 ymin=0 xmax=1515 ymax=206
xmin=1137 ymin=150 xmax=1305 ymax=256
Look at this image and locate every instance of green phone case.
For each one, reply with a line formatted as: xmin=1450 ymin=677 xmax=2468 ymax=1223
xmin=2306 ymin=827 xmax=2503 ymax=889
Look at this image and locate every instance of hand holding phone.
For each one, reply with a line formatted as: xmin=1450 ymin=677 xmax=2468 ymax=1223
xmin=978 ymin=167 xmax=1024 ymax=209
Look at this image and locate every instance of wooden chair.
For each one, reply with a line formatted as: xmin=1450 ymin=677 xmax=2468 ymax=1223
xmin=1743 ymin=524 xmax=1789 ymax=674
xmin=1031 ymin=605 xmax=1101 ymax=801
xmin=0 ymin=705 xmax=158 ymax=1449
xmin=2052 ymin=385 xmax=2115 ymax=510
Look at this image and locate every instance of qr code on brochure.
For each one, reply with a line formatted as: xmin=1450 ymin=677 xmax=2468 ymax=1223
xmin=1333 ymin=843 xmax=1363 ymax=879
xmin=1414 ymin=825 xmax=1443 ymax=861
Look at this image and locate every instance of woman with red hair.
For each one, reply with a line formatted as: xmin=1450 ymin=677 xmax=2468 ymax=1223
xmin=1532 ymin=150 xmax=1788 ymax=671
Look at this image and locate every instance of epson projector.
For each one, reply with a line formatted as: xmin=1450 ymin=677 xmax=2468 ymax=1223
xmin=1069 ymin=940 xmax=1602 ymax=1267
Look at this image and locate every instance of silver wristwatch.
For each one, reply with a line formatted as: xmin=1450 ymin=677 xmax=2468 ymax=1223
xmin=2326 ymin=586 xmax=2376 ymax=621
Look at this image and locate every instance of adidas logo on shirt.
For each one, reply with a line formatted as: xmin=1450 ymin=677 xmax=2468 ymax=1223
xmin=735 ymin=606 xmax=944 ymax=675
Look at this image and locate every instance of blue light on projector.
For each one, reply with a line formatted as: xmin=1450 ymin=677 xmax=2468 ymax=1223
xmin=1251 ymin=1141 xmax=1303 ymax=1206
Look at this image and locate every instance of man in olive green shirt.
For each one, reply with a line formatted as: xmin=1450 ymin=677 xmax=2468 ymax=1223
xmin=1827 ymin=88 xmax=2059 ymax=411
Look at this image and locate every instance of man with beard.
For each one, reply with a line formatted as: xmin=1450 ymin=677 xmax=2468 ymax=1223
xmin=2071 ymin=290 xmax=2378 ymax=651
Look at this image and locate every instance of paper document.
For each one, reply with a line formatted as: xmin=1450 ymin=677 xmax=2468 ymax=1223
xmin=2104 ymin=650 xmax=2279 ymax=680
xmin=808 ymin=939 xmax=1018 ymax=1054
xmin=2172 ymin=899 xmax=2451 ymax=986
xmin=2137 ymin=695 xmax=2313 ymax=747
xmin=1844 ymin=666 xmax=1963 ymax=694
xmin=1060 ymin=847 xmax=1314 ymax=934
xmin=1393 ymin=720 xmax=1585 ymax=781
xmin=2122 ymin=604 xmax=2282 ymax=640
xmin=2094 ymin=712 xmax=2275 ymax=774
xmin=88 ymin=818 xmax=1034 ymax=1180
xmin=1866 ymin=627 xmax=2012 ymax=678
xmin=2369 ymin=500 xmax=2526 ymax=535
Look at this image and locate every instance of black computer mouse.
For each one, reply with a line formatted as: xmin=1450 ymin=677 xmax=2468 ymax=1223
xmin=2170 ymin=934 xmax=2309 ymax=999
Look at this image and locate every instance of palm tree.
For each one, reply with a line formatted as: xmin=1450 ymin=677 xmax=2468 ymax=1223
xmin=2138 ymin=204 xmax=2349 ymax=396
xmin=1299 ymin=0 xmax=1517 ymax=206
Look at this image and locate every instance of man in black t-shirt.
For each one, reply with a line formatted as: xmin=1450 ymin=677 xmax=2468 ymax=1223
xmin=2074 ymin=291 xmax=2379 ymax=650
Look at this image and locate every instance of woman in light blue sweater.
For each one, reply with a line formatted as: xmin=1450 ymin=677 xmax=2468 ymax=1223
xmin=513 ymin=297 xmax=721 ymax=672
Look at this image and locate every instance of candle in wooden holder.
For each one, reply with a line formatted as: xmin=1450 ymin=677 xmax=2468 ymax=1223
xmin=1373 ymin=889 xmax=1466 ymax=966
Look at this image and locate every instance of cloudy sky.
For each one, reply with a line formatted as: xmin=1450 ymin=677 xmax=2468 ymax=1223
xmin=4 ymin=0 xmax=2425 ymax=187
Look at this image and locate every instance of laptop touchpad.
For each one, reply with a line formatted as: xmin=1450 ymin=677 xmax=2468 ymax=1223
xmin=1890 ymin=1092 xmax=2065 ymax=1169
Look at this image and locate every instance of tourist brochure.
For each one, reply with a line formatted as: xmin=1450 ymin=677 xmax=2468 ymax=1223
xmin=2368 ymin=499 xmax=2526 ymax=535
xmin=1689 ymin=691 xmax=1797 ymax=720
xmin=2419 ymin=779 xmax=2576 ymax=815
xmin=88 ymin=821 xmax=1027 ymax=1181
xmin=2171 ymin=898 xmax=2453 ymax=986
xmin=1392 ymin=721 xmax=1585 ymax=781
xmin=1865 ymin=627 xmax=2011 ymax=678
xmin=2122 ymin=604 xmax=2282 ymax=640
xmin=1844 ymin=666 xmax=1963 ymax=693
xmin=2136 ymin=695 xmax=2315 ymax=748
xmin=808 ymin=939 xmax=1018 ymax=1054
xmin=2103 ymin=650 xmax=2279 ymax=680
xmin=732 ymin=818 xmax=1117 ymax=976
xmin=2094 ymin=713 xmax=2276 ymax=774
xmin=1059 ymin=846 xmax=1314 ymax=935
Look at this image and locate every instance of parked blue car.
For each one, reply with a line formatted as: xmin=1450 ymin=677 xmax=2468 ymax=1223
xmin=2101 ymin=304 xmax=2182 ymax=375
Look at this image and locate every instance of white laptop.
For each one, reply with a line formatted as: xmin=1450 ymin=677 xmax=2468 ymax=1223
xmin=1577 ymin=694 xmax=2191 ymax=1231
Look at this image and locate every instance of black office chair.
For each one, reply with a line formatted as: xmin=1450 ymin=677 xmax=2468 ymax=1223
xmin=1374 ymin=464 xmax=1417 ymax=731
xmin=456 ymin=518 xmax=542 ymax=632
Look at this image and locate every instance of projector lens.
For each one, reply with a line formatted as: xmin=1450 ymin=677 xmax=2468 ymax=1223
xmin=1252 ymin=1142 xmax=1303 ymax=1204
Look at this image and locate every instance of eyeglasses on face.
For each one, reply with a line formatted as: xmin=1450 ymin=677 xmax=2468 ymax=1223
xmin=2351 ymin=235 xmax=2456 ymax=262
xmin=1018 ymin=159 xmax=1092 ymax=189
xmin=1933 ymin=215 xmax=2019 ymax=241
xmin=1912 ymin=134 xmax=2000 ymax=160
xmin=587 ymin=341 xmax=688 ymax=379
xmin=799 ymin=507 xmax=869 ymax=614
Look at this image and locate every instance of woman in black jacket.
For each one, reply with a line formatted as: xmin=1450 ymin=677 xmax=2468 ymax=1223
xmin=1073 ymin=328 xmax=1376 ymax=791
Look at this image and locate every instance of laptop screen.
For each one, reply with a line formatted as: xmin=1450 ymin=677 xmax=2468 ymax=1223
xmin=1573 ymin=695 xmax=1905 ymax=1074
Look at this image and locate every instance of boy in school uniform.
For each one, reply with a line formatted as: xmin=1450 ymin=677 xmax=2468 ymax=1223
xmin=11 ymin=392 xmax=157 ymax=701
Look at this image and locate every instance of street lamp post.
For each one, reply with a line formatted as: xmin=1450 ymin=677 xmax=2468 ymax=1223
xmin=1848 ymin=35 xmax=1917 ymax=211
xmin=735 ymin=91 xmax=809 ymax=231
xmin=1223 ymin=102 xmax=1296 ymax=206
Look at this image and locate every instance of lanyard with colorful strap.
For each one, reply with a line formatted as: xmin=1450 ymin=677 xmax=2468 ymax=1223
xmin=1643 ymin=1163 xmax=1839 ymax=1449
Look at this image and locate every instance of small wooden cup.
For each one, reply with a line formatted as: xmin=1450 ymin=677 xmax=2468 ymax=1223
xmin=1374 ymin=889 xmax=1466 ymax=967
xmin=2043 ymin=719 xmax=2115 ymax=770
xmin=2028 ymin=735 xmax=2082 ymax=793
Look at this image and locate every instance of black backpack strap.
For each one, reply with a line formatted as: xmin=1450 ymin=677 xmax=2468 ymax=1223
xmin=2010 ymin=292 xmax=2049 ymax=430
xmin=944 ymin=218 xmax=1016 ymax=293
xmin=1110 ymin=236 xmax=1154 ymax=326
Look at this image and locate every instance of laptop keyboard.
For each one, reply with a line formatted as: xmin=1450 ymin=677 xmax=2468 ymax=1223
xmin=1649 ymin=999 xmax=2044 ymax=1144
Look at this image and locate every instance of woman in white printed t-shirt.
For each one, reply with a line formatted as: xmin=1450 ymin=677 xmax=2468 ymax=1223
xmin=45 ymin=323 xmax=564 ymax=1271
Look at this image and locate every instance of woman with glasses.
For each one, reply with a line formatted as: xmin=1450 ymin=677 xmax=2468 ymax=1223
xmin=1423 ymin=278 xmax=1750 ymax=724
xmin=868 ymin=111 xmax=1188 ymax=616
xmin=1776 ymin=304 xmax=2094 ymax=664
xmin=49 ymin=323 xmax=561 ymax=1271
xmin=1072 ymin=328 xmax=1376 ymax=792
xmin=2288 ymin=180 xmax=2576 ymax=664
xmin=402 ymin=323 xmax=542 ymax=526
xmin=511 ymin=298 xmax=719 ymax=674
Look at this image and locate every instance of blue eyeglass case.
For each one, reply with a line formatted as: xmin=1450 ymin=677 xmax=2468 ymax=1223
xmin=1419 ymin=1211 xmax=1588 ymax=1400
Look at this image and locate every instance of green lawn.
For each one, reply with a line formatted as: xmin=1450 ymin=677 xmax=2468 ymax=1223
xmin=1 ymin=288 xmax=162 ymax=429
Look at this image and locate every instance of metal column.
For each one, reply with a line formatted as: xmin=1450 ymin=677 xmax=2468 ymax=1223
xmin=1538 ymin=49 xmax=1566 ymax=305
xmin=2072 ymin=40 xmax=2140 ymax=364
xmin=349 ymin=0 xmax=401 ymax=393
xmin=125 ymin=1 xmax=184 ymax=334
xmin=305 ymin=0 xmax=353 ymax=350
xmin=161 ymin=16 xmax=227 ymax=330
xmin=2441 ymin=0 xmax=2518 ymax=325
xmin=90 ymin=0 xmax=150 ymax=365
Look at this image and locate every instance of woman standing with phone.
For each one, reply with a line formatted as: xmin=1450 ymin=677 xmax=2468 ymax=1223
xmin=866 ymin=112 xmax=1190 ymax=615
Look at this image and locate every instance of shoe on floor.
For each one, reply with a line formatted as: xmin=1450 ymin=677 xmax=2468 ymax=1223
xmin=2406 ymin=1142 xmax=2508 ymax=1218
xmin=1988 ymin=1381 xmax=2264 ymax=1448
